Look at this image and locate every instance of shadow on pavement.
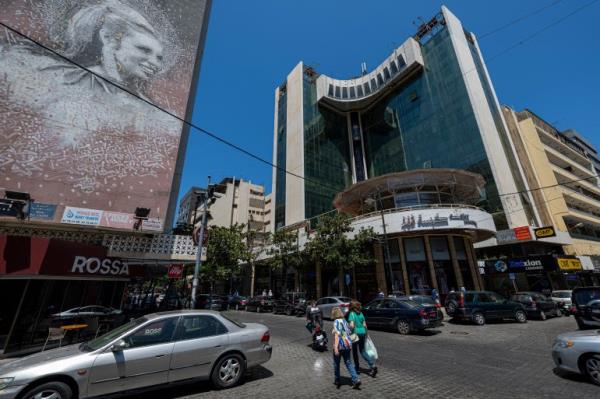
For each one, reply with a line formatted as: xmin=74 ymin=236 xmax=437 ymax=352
xmin=123 ymin=366 xmax=274 ymax=398
xmin=553 ymin=367 xmax=592 ymax=385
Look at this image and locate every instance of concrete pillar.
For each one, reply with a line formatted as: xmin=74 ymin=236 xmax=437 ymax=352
xmin=464 ymin=236 xmax=481 ymax=290
xmin=468 ymin=238 xmax=485 ymax=289
xmin=316 ymin=260 xmax=322 ymax=298
xmin=374 ymin=243 xmax=388 ymax=294
xmin=447 ymin=236 xmax=464 ymax=289
xmin=397 ymin=237 xmax=410 ymax=295
xmin=423 ymin=236 xmax=439 ymax=291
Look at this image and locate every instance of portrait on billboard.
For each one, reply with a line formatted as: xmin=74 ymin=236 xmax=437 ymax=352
xmin=0 ymin=0 xmax=209 ymax=226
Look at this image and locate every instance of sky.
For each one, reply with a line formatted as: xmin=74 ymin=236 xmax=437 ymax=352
xmin=177 ymin=0 xmax=600 ymax=208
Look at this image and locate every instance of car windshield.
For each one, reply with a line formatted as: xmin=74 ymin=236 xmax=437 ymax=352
xmin=553 ymin=292 xmax=571 ymax=298
xmin=400 ymin=300 xmax=421 ymax=308
xmin=220 ymin=313 xmax=246 ymax=328
xmin=574 ymin=288 xmax=600 ymax=305
xmin=80 ymin=317 xmax=147 ymax=351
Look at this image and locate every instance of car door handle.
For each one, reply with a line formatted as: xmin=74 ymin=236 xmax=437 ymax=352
xmin=155 ymin=354 xmax=166 ymax=358
xmin=214 ymin=345 xmax=222 ymax=348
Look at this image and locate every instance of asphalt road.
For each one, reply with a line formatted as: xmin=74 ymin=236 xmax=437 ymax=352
xmin=126 ymin=310 xmax=599 ymax=399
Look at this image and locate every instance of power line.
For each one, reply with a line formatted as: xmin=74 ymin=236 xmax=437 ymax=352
xmin=479 ymin=0 xmax=565 ymax=39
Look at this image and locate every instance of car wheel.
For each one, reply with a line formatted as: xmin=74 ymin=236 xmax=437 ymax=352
xmin=539 ymin=311 xmax=547 ymax=321
xmin=472 ymin=312 xmax=485 ymax=326
xmin=576 ymin=316 xmax=586 ymax=329
xmin=446 ymin=302 xmax=456 ymax=315
xmin=515 ymin=310 xmax=527 ymax=323
xmin=22 ymin=381 xmax=73 ymax=399
xmin=585 ymin=355 xmax=600 ymax=386
xmin=396 ymin=319 xmax=411 ymax=335
xmin=212 ymin=353 xmax=245 ymax=389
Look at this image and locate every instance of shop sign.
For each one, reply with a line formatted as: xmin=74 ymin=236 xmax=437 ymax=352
xmin=61 ymin=206 xmax=102 ymax=226
xmin=496 ymin=229 xmax=517 ymax=244
xmin=514 ymin=226 xmax=532 ymax=241
xmin=508 ymin=258 xmax=545 ymax=272
xmin=71 ymin=256 xmax=129 ymax=276
xmin=534 ymin=226 xmax=556 ymax=239
xmin=484 ymin=256 xmax=556 ymax=274
xmin=100 ymin=211 xmax=135 ymax=229
xmin=556 ymin=258 xmax=583 ymax=271
xmin=141 ymin=218 xmax=163 ymax=232
xmin=0 ymin=199 xmax=19 ymax=217
xmin=168 ymin=264 xmax=184 ymax=279
xmin=29 ymin=203 xmax=57 ymax=220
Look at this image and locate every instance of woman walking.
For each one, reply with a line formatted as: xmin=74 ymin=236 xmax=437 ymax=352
xmin=331 ymin=307 xmax=361 ymax=389
xmin=348 ymin=301 xmax=378 ymax=377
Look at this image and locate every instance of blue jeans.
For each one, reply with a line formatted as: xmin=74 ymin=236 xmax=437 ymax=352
xmin=334 ymin=348 xmax=359 ymax=383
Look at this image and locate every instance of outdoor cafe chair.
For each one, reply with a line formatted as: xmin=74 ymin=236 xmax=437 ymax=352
xmin=42 ymin=327 xmax=66 ymax=351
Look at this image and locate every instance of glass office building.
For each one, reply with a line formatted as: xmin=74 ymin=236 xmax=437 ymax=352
xmin=272 ymin=6 xmax=532 ymax=232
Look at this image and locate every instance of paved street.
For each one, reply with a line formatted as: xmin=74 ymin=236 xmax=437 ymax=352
xmin=125 ymin=311 xmax=599 ymax=399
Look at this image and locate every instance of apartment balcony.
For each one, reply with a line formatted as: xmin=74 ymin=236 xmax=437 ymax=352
xmin=561 ymin=186 xmax=600 ymax=211
xmin=545 ymin=145 xmax=594 ymax=179
xmin=565 ymin=205 xmax=600 ymax=225
xmin=536 ymin=124 xmax=591 ymax=167
xmin=553 ymin=166 xmax=600 ymax=197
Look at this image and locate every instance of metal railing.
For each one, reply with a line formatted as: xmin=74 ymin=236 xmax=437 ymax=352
xmin=350 ymin=203 xmax=484 ymax=222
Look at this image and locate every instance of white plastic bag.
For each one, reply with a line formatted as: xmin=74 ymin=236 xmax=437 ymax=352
xmin=365 ymin=336 xmax=378 ymax=361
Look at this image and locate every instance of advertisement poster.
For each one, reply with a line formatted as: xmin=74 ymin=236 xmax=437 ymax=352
xmin=0 ymin=0 xmax=210 ymax=229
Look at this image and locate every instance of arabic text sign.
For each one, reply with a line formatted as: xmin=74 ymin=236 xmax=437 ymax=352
xmin=557 ymin=258 xmax=583 ymax=271
xmin=100 ymin=211 xmax=135 ymax=229
xmin=142 ymin=218 xmax=163 ymax=232
xmin=61 ymin=207 xmax=103 ymax=226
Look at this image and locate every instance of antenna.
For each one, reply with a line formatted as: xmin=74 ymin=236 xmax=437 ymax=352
xmin=361 ymin=62 xmax=367 ymax=76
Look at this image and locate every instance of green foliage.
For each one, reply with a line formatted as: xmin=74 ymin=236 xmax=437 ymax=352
xmin=202 ymin=224 xmax=247 ymax=280
xmin=306 ymin=213 xmax=376 ymax=272
xmin=267 ymin=228 xmax=302 ymax=271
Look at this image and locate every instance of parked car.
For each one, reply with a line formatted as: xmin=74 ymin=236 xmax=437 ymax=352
xmin=272 ymin=299 xmax=296 ymax=315
xmin=194 ymin=295 xmax=227 ymax=311
xmin=550 ymin=290 xmax=573 ymax=316
xmin=316 ymin=296 xmax=352 ymax=319
xmin=509 ymin=292 xmax=561 ymax=320
xmin=228 ymin=295 xmax=248 ymax=310
xmin=397 ymin=295 xmax=444 ymax=321
xmin=245 ymin=296 xmax=274 ymax=313
xmin=363 ymin=298 xmax=442 ymax=334
xmin=445 ymin=291 xmax=527 ymax=325
xmin=280 ymin=292 xmax=307 ymax=316
xmin=552 ymin=329 xmax=600 ymax=386
xmin=52 ymin=305 xmax=122 ymax=319
xmin=0 ymin=310 xmax=272 ymax=398
xmin=572 ymin=287 xmax=600 ymax=330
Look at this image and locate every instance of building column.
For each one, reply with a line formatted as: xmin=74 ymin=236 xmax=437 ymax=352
xmin=447 ymin=236 xmax=464 ymax=289
xmin=469 ymin=239 xmax=485 ymax=289
xmin=315 ymin=260 xmax=322 ymax=299
xmin=374 ymin=243 xmax=388 ymax=294
xmin=463 ymin=236 xmax=481 ymax=290
xmin=423 ymin=236 xmax=439 ymax=291
xmin=397 ymin=237 xmax=410 ymax=295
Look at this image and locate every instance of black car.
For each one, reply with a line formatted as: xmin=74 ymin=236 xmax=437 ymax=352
xmin=509 ymin=292 xmax=560 ymax=320
xmin=228 ymin=295 xmax=249 ymax=310
xmin=272 ymin=299 xmax=296 ymax=315
xmin=194 ymin=294 xmax=227 ymax=311
xmin=397 ymin=295 xmax=444 ymax=321
xmin=572 ymin=286 xmax=600 ymax=330
xmin=363 ymin=298 xmax=442 ymax=334
xmin=279 ymin=292 xmax=307 ymax=316
xmin=445 ymin=291 xmax=527 ymax=325
xmin=245 ymin=296 xmax=274 ymax=313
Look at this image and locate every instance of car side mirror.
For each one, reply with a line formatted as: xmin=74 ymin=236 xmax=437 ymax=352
xmin=111 ymin=339 xmax=128 ymax=352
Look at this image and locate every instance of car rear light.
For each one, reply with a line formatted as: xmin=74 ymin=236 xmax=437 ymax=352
xmin=570 ymin=305 xmax=577 ymax=314
xmin=458 ymin=295 xmax=465 ymax=308
xmin=261 ymin=331 xmax=270 ymax=343
xmin=419 ymin=309 xmax=428 ymax=318
xmin=340 ymin=303 xmax=349 ymax=308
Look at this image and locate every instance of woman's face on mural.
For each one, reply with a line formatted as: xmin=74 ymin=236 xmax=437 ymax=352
xmin=114 ymin=29 xmax=164 ymax=81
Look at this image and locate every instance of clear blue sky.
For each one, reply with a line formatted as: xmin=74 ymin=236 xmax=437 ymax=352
xmin=177 ymin=0 xmax=600 ymax=206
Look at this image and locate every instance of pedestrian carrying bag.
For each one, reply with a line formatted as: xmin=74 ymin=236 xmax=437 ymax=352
xmin=350 ymin=333 xmax=359 ymax=343
xmin=365 ymin=336 xmax=378 ymax=361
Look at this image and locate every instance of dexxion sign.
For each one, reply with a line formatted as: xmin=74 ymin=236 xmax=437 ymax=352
xmin=71 ymin=256 xmax=130 ymax=276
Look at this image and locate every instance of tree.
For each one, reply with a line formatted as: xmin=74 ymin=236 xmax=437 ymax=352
xmin=306 ymin=213 xmax=376 ymax=296
xmin=243 ymin=228 xmax=271 ymax=297
xmin=267 ymin=228 xmax=304 ymax=291
xmin=202 ymin=224 xmax=247 ymax=284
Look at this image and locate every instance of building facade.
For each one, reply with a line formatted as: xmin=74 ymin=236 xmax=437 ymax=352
xmin=270 ymin=6 xmax=553 ymax=298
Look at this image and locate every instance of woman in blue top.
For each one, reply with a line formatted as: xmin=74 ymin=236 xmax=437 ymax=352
xmin=348 ymin=301 xmax=377 ymax=377
xmin=331 ymin=307 xmax=361 ymax=389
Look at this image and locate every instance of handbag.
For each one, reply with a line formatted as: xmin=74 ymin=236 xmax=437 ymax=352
xmin=350 ymin=333 xmax=359 ymax=343
xmin=364 ymin=336 xmax=379 ymax=361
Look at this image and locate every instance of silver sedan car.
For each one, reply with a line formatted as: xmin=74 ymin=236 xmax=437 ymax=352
xmin=0 ymin=310 xmax=272 ymax=399
xmin=316 ymin=296 xmax=352 ymax=319
xmin=552 ymin=330 xmax=600 ymax=386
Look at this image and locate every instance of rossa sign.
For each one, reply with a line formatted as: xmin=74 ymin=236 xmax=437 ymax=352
xmin=71 ymin=256 xmax=129 ymax=276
